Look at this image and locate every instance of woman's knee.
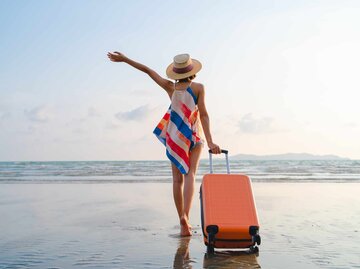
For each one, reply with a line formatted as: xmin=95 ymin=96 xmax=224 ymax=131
xmin=185 ymin=170 xmax=196 ymax=181
xmin=173 ymin=174 xmax=184 ymax=184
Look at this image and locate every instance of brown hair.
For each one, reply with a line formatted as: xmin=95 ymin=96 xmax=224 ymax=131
xmin=176 ymin=74 xmax=196 ymax=83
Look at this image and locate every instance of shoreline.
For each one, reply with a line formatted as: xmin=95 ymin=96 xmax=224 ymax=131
xmin=1 ymin=179 xmax=360 ymax=184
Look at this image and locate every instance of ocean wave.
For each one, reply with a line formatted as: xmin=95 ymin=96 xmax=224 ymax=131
xmin=1 ymin=160 xmax=360 ymax=183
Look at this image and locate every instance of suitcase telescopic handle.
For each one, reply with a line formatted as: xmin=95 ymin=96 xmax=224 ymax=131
xmin=208 ymin=149 xmax=230 ymax=174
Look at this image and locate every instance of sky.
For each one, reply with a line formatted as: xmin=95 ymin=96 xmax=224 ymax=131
xmin=1 ymin=0 xmax=360 ymax=161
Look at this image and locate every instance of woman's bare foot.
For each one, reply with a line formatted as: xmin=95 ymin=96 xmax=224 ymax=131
xmin=180 ymin=215 xmax=192 ymax=237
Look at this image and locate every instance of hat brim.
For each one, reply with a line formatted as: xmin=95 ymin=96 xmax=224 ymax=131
xmin=166 ymin=59 xmax=202 ymax=80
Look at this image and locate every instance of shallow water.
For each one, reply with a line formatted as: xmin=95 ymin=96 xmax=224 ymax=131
xmin=1 ymin=160 xmax=360 ymax=183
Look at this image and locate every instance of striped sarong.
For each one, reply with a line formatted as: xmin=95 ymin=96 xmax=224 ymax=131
xmin=153 ymin=86 xmax=203 ymax=174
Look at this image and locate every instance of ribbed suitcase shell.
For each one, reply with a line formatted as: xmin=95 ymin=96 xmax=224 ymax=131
xmin=200 ymin=173 xmax=260 ymax=250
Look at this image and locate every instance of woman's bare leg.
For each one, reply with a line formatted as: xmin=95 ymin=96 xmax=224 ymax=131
xmin=171 ymin=163 xmax=184 ymax=219
xmin=171 ymin=164 xmax=190 ymax=236
xmin=181 ymin=143 xmax=203 ymax=236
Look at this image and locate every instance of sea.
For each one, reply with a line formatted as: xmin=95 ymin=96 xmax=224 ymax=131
xmin=1 ymin=159 xmax=360 ymax=183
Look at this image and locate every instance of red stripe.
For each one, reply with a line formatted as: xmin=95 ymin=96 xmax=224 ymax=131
xmin=193 ymin=133 xmax=201 ymax=143
xmin=156 ymin=123 xmax=163 ymax=129
xmin=181 ymin=103 xmax=191 ymax=119
xmin=157 ymin=112 xmax=170 ymax=130
xmin=166 ymin=133 xmax=190 ymax=167
xmin=189 ymin=110 xmax=198 ymax=124
xmin=163 ymin=112 xmax=170 ymax=121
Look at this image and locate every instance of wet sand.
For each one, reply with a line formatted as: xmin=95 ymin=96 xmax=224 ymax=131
xmin=0 ymin=182 xmax=359 ymax=268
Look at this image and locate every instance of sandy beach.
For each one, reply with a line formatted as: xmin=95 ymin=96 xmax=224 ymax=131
xmin=0 ymin=182 xmax=359 ymax=269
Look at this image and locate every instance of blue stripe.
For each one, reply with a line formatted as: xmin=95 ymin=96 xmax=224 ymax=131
xmin=187 ymin=87 xmax=197 ymax=104
xmin=153 ymin=126 xmax=162 ymax=136
xmin=153 ymin=127 xmax=166 ymax=146
xmin=154 ymin=134 xmax=166 ymax=146
xmin=190 ymin=140 xmax=194 ymax=149
xmin=166 ymin=149 xmax=187 ymax=174
xmin=170 ymin=110 xmax=192 ymax=138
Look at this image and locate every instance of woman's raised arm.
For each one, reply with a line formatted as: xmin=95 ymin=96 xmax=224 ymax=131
xmin=107 ymin=51 xmax=173 ymax=97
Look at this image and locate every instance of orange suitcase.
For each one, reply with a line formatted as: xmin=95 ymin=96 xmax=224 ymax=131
xmin=200 ymin=150 xmax=261 ymax=254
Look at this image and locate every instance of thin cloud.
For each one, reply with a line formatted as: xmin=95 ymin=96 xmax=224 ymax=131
xmin=87 ymin=106 xmax=101 ymax=117
xmin=237 ymin=113 xmax=276 ymax=134
xmin=72 ymin=127 xmax=87 ymax=134
xmin=344 ymin=122 xmax=359 ymax=128
xmin=105 ymin=122 xmax=121 ymax=130
xmin=24 ymin=105 xmax=52 ymax=122
xmin=115 ymin=105 xmax=154 ymax=121
xmin=0 ymin=111 xmax=10 ymax=121
xmin=130 ymin=89 xmax=153 ymax=95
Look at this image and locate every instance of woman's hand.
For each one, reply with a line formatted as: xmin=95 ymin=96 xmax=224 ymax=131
xmin=208 ymin=142 xmax=221 ymax=154
xmin=107 ymin=51 xmax=127 ymax=62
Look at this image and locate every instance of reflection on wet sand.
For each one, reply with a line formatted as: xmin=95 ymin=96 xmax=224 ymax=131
xmin=203 ymin=250 xmax=261 ymax=269
xmin=173 ymin=237 xmax=193 ymax=268
xmin=173 ymin=237 xmax=261 ymax=269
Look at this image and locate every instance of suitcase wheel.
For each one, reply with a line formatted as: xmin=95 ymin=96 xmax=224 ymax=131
xmin=250 ymin=246 xmax=259 ymax=254
xmin=255 ymin=235 xmax=261 ymax=245
xmin=207 ymin=244 xmax=215 ymax=255
xmin=206 ymin=225 xmax=218 ymax=255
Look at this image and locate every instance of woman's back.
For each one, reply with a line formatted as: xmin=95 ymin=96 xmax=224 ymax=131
xmin=169 ymin=81 xmax=202 ymax=100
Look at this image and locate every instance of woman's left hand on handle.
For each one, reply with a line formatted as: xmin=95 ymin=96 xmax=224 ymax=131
xmin=208 ymin=142 xmax=221 ymax=154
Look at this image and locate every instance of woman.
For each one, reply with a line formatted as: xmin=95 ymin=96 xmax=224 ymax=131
xmin=107 ymin=52 xmax=221 ymax=236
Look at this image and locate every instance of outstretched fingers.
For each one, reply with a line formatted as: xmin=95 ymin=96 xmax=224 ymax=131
xmin=107 ymin=51 xmax=124 ymax=62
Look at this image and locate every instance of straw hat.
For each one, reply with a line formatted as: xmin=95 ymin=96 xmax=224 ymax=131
xmin=166 ymin=53 xmax=202 ymax=80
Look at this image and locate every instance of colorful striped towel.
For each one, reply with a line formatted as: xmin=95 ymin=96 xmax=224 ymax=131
xmin=153 ymin=86 xmax=204 ymax=174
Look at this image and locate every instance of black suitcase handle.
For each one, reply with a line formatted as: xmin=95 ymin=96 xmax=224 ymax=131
xmin=208 ymin=149 xmax=229 ymax=154
xmin=208 ymin=149 xmax=230 ymax=174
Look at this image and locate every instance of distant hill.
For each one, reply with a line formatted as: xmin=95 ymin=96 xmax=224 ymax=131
xmin=231 ymin=153 xmax=349 ymax=160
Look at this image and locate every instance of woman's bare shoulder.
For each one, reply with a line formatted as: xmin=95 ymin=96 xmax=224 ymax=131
xmin=190 ymin=81 xmax=204 ymax=96
xmin=165 ymin=81 xmax=175 ymax=99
